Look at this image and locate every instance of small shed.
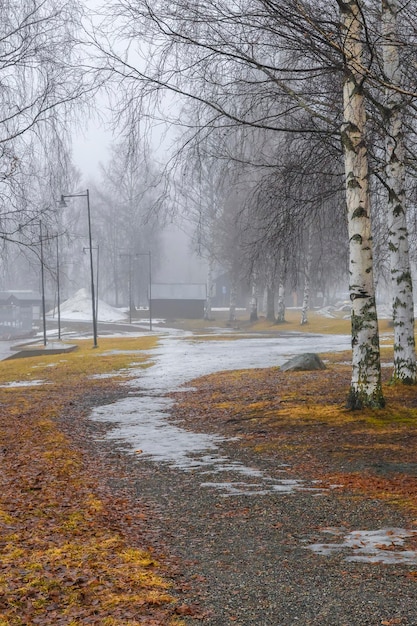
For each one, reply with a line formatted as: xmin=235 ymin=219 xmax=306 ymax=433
xmin=151 ymin=283 xmax=207 ymax=319
xmin=0 ymin=291 xmax=41 ymax=338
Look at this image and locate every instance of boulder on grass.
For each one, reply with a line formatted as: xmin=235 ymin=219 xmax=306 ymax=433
xmin=280 ymin=353 xmax=326 ymax=372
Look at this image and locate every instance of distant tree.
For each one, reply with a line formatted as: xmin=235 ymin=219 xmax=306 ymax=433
xmin=91 ymin=141 xmax=165 ymax=306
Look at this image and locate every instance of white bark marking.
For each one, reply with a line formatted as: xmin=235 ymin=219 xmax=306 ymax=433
xmin=341 ymin=0 xmax=383 ymax=407
xmin=382 ymin=0 xmax=416 ymax=382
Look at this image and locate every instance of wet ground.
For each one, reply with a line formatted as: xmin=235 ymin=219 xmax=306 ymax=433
xmin=85 ymin=331 xmax=417 ymax=623
xmin=91 ymin=331 xmax=352 ymax=476
xmin=40 ymin=325 xmax=417 ymax=624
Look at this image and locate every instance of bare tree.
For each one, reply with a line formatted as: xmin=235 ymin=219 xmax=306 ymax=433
xmin=91 ymin=140 xmax=165 ymax=306
xmin=0 ymin=0 xmax=94 ymax=241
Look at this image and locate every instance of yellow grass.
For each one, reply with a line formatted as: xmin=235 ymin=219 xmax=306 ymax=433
xmin=0 ymin=335 xmax=184 ymax=626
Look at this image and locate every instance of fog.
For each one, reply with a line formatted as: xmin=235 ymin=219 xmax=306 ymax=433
xmin=1 ymin=0 xmax=394 ymax=333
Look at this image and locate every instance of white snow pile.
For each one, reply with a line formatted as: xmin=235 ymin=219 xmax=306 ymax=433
xmin=315 ymin=301 xmax=393 ymax=320
xmin=316 ymin=304 xmax=350 ymax=319
xmin=0 ymin=380 xmax=50 ymax=388
xmin=51 ymin=288 xmax=126 ymax=322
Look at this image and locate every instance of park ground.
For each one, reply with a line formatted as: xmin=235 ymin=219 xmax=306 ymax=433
xmin=0 ymin=309 xmax=417 ymax=625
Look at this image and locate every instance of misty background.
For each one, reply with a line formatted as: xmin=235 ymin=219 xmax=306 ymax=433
xmin=4 ymin=0 xmax=417 ymax=330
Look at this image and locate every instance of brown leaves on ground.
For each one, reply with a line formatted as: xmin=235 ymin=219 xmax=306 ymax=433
xmin=0 ymin=338 xmax=185 ymax=626
xmin=169 ymin=357 xmax=417 ymax=518
xmin=2 ymin=330 xmax=417 ymax=623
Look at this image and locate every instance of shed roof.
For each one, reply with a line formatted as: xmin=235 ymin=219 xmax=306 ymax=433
xmin=151 ymin=283 xmax=206 ymax=300
xmin=0 ymin=291 xmax=41 ymax=305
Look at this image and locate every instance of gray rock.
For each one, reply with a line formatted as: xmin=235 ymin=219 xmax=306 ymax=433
xmin=280 ymin=353 xmax=326 ymax=372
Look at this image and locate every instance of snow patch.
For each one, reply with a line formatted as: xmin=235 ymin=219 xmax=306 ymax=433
xmin=90 ymin=333 xmax=351 ymax=495
xmin=0 ymin=379 xmax=50 ymax=388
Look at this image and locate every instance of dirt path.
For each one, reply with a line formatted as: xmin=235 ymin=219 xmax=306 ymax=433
xmin=73 ymin=405 xmax=417 ymax=626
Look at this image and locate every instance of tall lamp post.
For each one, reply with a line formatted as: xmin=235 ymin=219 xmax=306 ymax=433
xmin=59 ymin=189 xmax=98 ymax=348
xmin=55 ymin=233 xmax=61 ymax=341
xmin=39 ymin=221 xmax=47 ymax=347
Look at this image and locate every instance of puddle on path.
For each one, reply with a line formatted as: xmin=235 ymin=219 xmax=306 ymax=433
xmin=91 ymin=396 xmax=325 ymax=495
xmin=308 ymin=527 xmax=417 ymax=564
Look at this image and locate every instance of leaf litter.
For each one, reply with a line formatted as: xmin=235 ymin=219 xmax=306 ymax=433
xmin=2 ymin=326 xmax=417 ymax=624
xmin=0 ymin=337 xmax=186 ymax=626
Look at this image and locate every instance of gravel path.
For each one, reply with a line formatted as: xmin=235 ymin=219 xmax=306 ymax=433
xmin=72 ymin=404 xmax=417 ymax=626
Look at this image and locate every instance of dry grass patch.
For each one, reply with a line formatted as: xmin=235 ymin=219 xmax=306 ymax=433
xmin=170 ymin=354 xmax=417 ymax=520
xmin=246 ymin=309 xmax=395 ymax=336
xmin=0 ymin=336 xmax=185 ymax=626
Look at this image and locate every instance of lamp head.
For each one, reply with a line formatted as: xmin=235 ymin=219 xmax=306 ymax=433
xmin=58 ymin=195 xmax=67 ymax=208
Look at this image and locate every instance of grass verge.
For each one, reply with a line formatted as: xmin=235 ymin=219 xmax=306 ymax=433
xmin=0 ymin=336 xmax=185 ymax=626
xmin=169 ymin=345 xmax=417 ymax=521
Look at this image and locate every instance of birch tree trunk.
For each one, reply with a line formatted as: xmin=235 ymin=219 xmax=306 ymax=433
xmin=229 ymin=275 xmax=237 ymax=322
xmin=382 ymin=0 xmax=417 ymax=384
xmin=266 ymin=285 xmax=276 ymax=321
xmin=340 ymin=0 xmax=384 ymax=409
xmin=276 ymin=268 xmax=286 ymax=323
xmin=300 ymin=225 xmax=313 ymax=325
xmin=275 ymin=250 xmax=286 ymax=323
xmin=204 ymin=253 xmax=214 ymax=320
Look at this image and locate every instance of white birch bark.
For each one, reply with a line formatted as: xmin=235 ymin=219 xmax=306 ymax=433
xmin=300 ymin=225 xmax=313 ymax=325
xmin=340 ymin=0 xmax=384 ymax=408
xmin=382 ymin=0 xmax=416 ymax=383
xmin=204 ymin=253 xmax=214 ymax=320
xmin=276 ymin=284 xmax=285 ymax=323
xmin=275 ymin=249 xmax=286 ymax=323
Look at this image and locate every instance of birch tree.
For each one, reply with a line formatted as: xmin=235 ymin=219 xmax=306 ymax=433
xmin=300 ymin=224 xmax=314 ymax=325
xmin=381 ymin=0 xmax=416 ymax=383
xmin=0 ymin=0 xmax=90 ymax=241
xmin=276 ymin=252 xmax=287 ymax=323
xmin=340 ymin=0 xmax=383 ymax=408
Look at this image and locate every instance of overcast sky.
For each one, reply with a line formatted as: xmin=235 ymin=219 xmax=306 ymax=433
xmin=72 ymin=121 xmax=113 ymax=180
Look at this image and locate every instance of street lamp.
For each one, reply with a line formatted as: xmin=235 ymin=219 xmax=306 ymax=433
xmin=39 ymin=221 xmax=47 ymax=346
xmin=59 ymin=189 xmax=98 ymax=348
xmin=55 ymin=233 xmax=61 ymax=340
